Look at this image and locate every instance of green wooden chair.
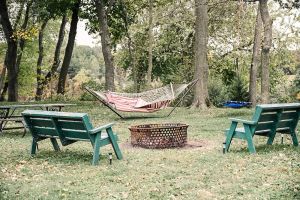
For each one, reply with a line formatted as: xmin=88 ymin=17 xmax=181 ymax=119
xmin=22 ymin=110 xmax=123 ymax=165
xmin=224 ymin=103 xmax=300 ymax=153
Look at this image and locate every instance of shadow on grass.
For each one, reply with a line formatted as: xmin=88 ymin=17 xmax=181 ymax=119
xmin=32 ymin=149 xmax=106 ymax=165
xmin=0 ymin=130 xmax=27 ymax=138
xmin=228 ymin=143 xmax=299 ymax=154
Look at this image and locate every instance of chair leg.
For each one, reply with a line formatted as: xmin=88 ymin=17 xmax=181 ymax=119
xmin=107 ymin=128 xmax=123 ymax=160
xmin=225 ymin=122 xmax=237 ymax=152
xmin=50 ymin=138 xmax=60 ymax=151
xmin=92 ymin=133 xmax=101 ymax=165
xmin=31 ymin=138 xmax=38 ymax=155
xmin=290 ymin=131 xmax=299 ymax=146
xmin=267 ymin=131 xmax=276 ymax=145
xmin=244 ymin=133 xmax=256 ymax=154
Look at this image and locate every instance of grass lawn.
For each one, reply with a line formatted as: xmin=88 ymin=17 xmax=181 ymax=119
xmin=0 ymin=101 xmax=299 ymax=199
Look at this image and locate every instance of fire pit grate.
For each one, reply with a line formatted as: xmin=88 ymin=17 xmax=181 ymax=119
xmin=129 ymin=123 xmax=188 ymax=149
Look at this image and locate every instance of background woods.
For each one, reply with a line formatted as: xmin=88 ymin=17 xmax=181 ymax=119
xmin=0 ymin=0 xmax=299 ymax=105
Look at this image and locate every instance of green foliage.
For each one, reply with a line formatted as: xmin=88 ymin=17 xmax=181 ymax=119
xmin=117 ymin=0 xmax=194 ymax=85
xmin=227 ymin=75 xmax=249 ymax=102
xmin=17 ymin=20 xmax=62 ymax=100
xmin=208 ymin=78 xmax=229 ymax=107
xmin=69 ymin=45 xmax=104 ymax=79
xmin=81 ymin=0 xmax=139 ymax=47
xmin=32 ymin=0 xmax=76 ymax=20
xmin=80 ymin=79 xmax=105 ymax=101
xmin=291 ymin=67 xmax=300 ymax=101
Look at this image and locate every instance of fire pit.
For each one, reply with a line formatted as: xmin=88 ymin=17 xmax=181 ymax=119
xmin=129 ymin=123 xmax=188 ymax=149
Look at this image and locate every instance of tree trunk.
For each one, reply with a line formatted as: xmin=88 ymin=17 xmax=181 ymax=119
xmin=146 ymin=0 xmax=154 ymax=87
xmin=95 ymin=0 xmax=115 ymax=91
xmin=249 ymin=4 xmax=262 ymax=106
xmin=0 ymin=0 xmax=25 ymax=100
xmin=0 ymin=0 xmax=18 ymax=101
xmin=57 ymin=1 xmax=80 ymax=94
xmin=0 ymin=82 xmax=8 ymax=101
xmin=40 ymin=15 xmax=67 ymax=96
xmin=192 ymin=0 xmax=209 ymax=109
xmin=15 ymin=0 xmax=32 ymax=74
xmin=35 ymin=21 xmax=48 ymax=101
xmin=0 ymin=67 xmax=6 ymax=100
xmin=259 ymin=0 xmax=272 ymax=104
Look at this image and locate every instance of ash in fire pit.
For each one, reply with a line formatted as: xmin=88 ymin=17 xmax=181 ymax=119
xmin=129 ymin=123 xmax=188 ymax=149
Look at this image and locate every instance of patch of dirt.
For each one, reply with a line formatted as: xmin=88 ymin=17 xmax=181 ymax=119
xmin=120 ymin=139 xmax=216 ymax=151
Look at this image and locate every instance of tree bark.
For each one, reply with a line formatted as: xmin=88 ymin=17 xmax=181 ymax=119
xmin=95 ymin=0 xmax=115 ymax=91
xmin=57 ymin=1 xmax=80 ymax=94
xmin=35 ymin=21 xmax=48 ymax=101
xmin=192 ymin=0 xmax=209 ymax=109
xmin=249 ymin=4 xmax=262 ymax=106
xmin=40 ymin=15 xmax=67 ymax=96
xmin=0 ymin=82 xmax=8 ymax=101
xmin=259 ymin=0 xmax=272 ymax=104
xmin=0 ymin=67 xmax=6 ymax=100
xmin=0 ymin=0 xmax=25 ymax=100
xmin=0 ymin=0 xmax=18 ymax=101
xmin=146 ymin=0 xmax=154 ymax=87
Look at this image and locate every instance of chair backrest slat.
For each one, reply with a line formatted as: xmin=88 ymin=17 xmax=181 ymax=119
xmin=61 ymin=129 xmax=90 ymax=140
xmin=56 ymin=119 xmax=86 ymax=131
xmin=255 ymin=122 xmax=274 ymax=132
xmin=258 ymin=112 xmax=278 ymax=122
xmin=251 ymin=104 xmax=300 ymax=134
xmin=22 ymin=110 xmax=92 ymax=140
xmin=30 ymin=118 xmax=54 ymax=128
xmin=32 ymin=126 xmax=57 ymax=137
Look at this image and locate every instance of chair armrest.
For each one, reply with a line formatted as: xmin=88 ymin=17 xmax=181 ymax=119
xmin=89 ymin=123 xmax=115 ymax=134
xmin=229 ymin=118 xmax=257 ymax=125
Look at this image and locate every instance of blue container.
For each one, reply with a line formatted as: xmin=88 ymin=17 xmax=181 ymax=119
xmin=223 ymin=101 xmax=252 ymax=108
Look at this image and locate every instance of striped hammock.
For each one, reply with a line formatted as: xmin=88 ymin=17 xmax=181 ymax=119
xmin=86 ymin=80 xmax=196 ymax=113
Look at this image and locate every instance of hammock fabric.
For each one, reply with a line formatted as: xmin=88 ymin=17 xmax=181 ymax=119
xmin=85 ymin=80 xmax=198 ymax=118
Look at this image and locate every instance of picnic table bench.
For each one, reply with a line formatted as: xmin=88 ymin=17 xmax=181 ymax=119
xmin=22 ymin=110 xmax=123 ymax=165
xmin=224 ymin=103 xmax=300 ymax=153
xmin=0 ymin=103 xmax=75 ymax=134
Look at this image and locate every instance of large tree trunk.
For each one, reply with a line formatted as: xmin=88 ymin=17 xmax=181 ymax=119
xmin=146 ymin=0 xmax=154 ymax=87
xmin=40 ymin=15 xmax=67 ymax=96
xmin=35 ymin=21 xmax=48 ymax=101
xmin=95 ymin=0 xmax=115 ymax=91
xmin=15 ymin=1 xmax=32 ymax=75
xmin=57 ymin=1 xmax=80 ymax=94
xmin=0 ymin=1 xmax=25 ymax=100
xmin=249 ymin=4 xmax=262 ymax=106
xmin=259 ymin=0 xmax=272 ymax=104
xmin=0 ymin=0 xmax=18 ymax=101
xmin=192 ymin=0 xmax=209 ymax=109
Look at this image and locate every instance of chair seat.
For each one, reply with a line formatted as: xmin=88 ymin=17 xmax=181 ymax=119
xmin=66 ymin=133 xmax=108 ymax=141
xmin=225 ymin=127 xmax=271 ymax=138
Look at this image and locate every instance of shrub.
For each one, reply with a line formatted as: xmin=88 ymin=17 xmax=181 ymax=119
xmin=208 ymin=78 xmax=229 ymax=107
xmin=80 ymin=80 xmax=105 ymax=101
xmin=227 ymin=76 xmax=249 ymax=102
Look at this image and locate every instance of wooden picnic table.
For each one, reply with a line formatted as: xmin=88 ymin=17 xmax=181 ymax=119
xmin=0 ymin=103 xmax=76 ymax=133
